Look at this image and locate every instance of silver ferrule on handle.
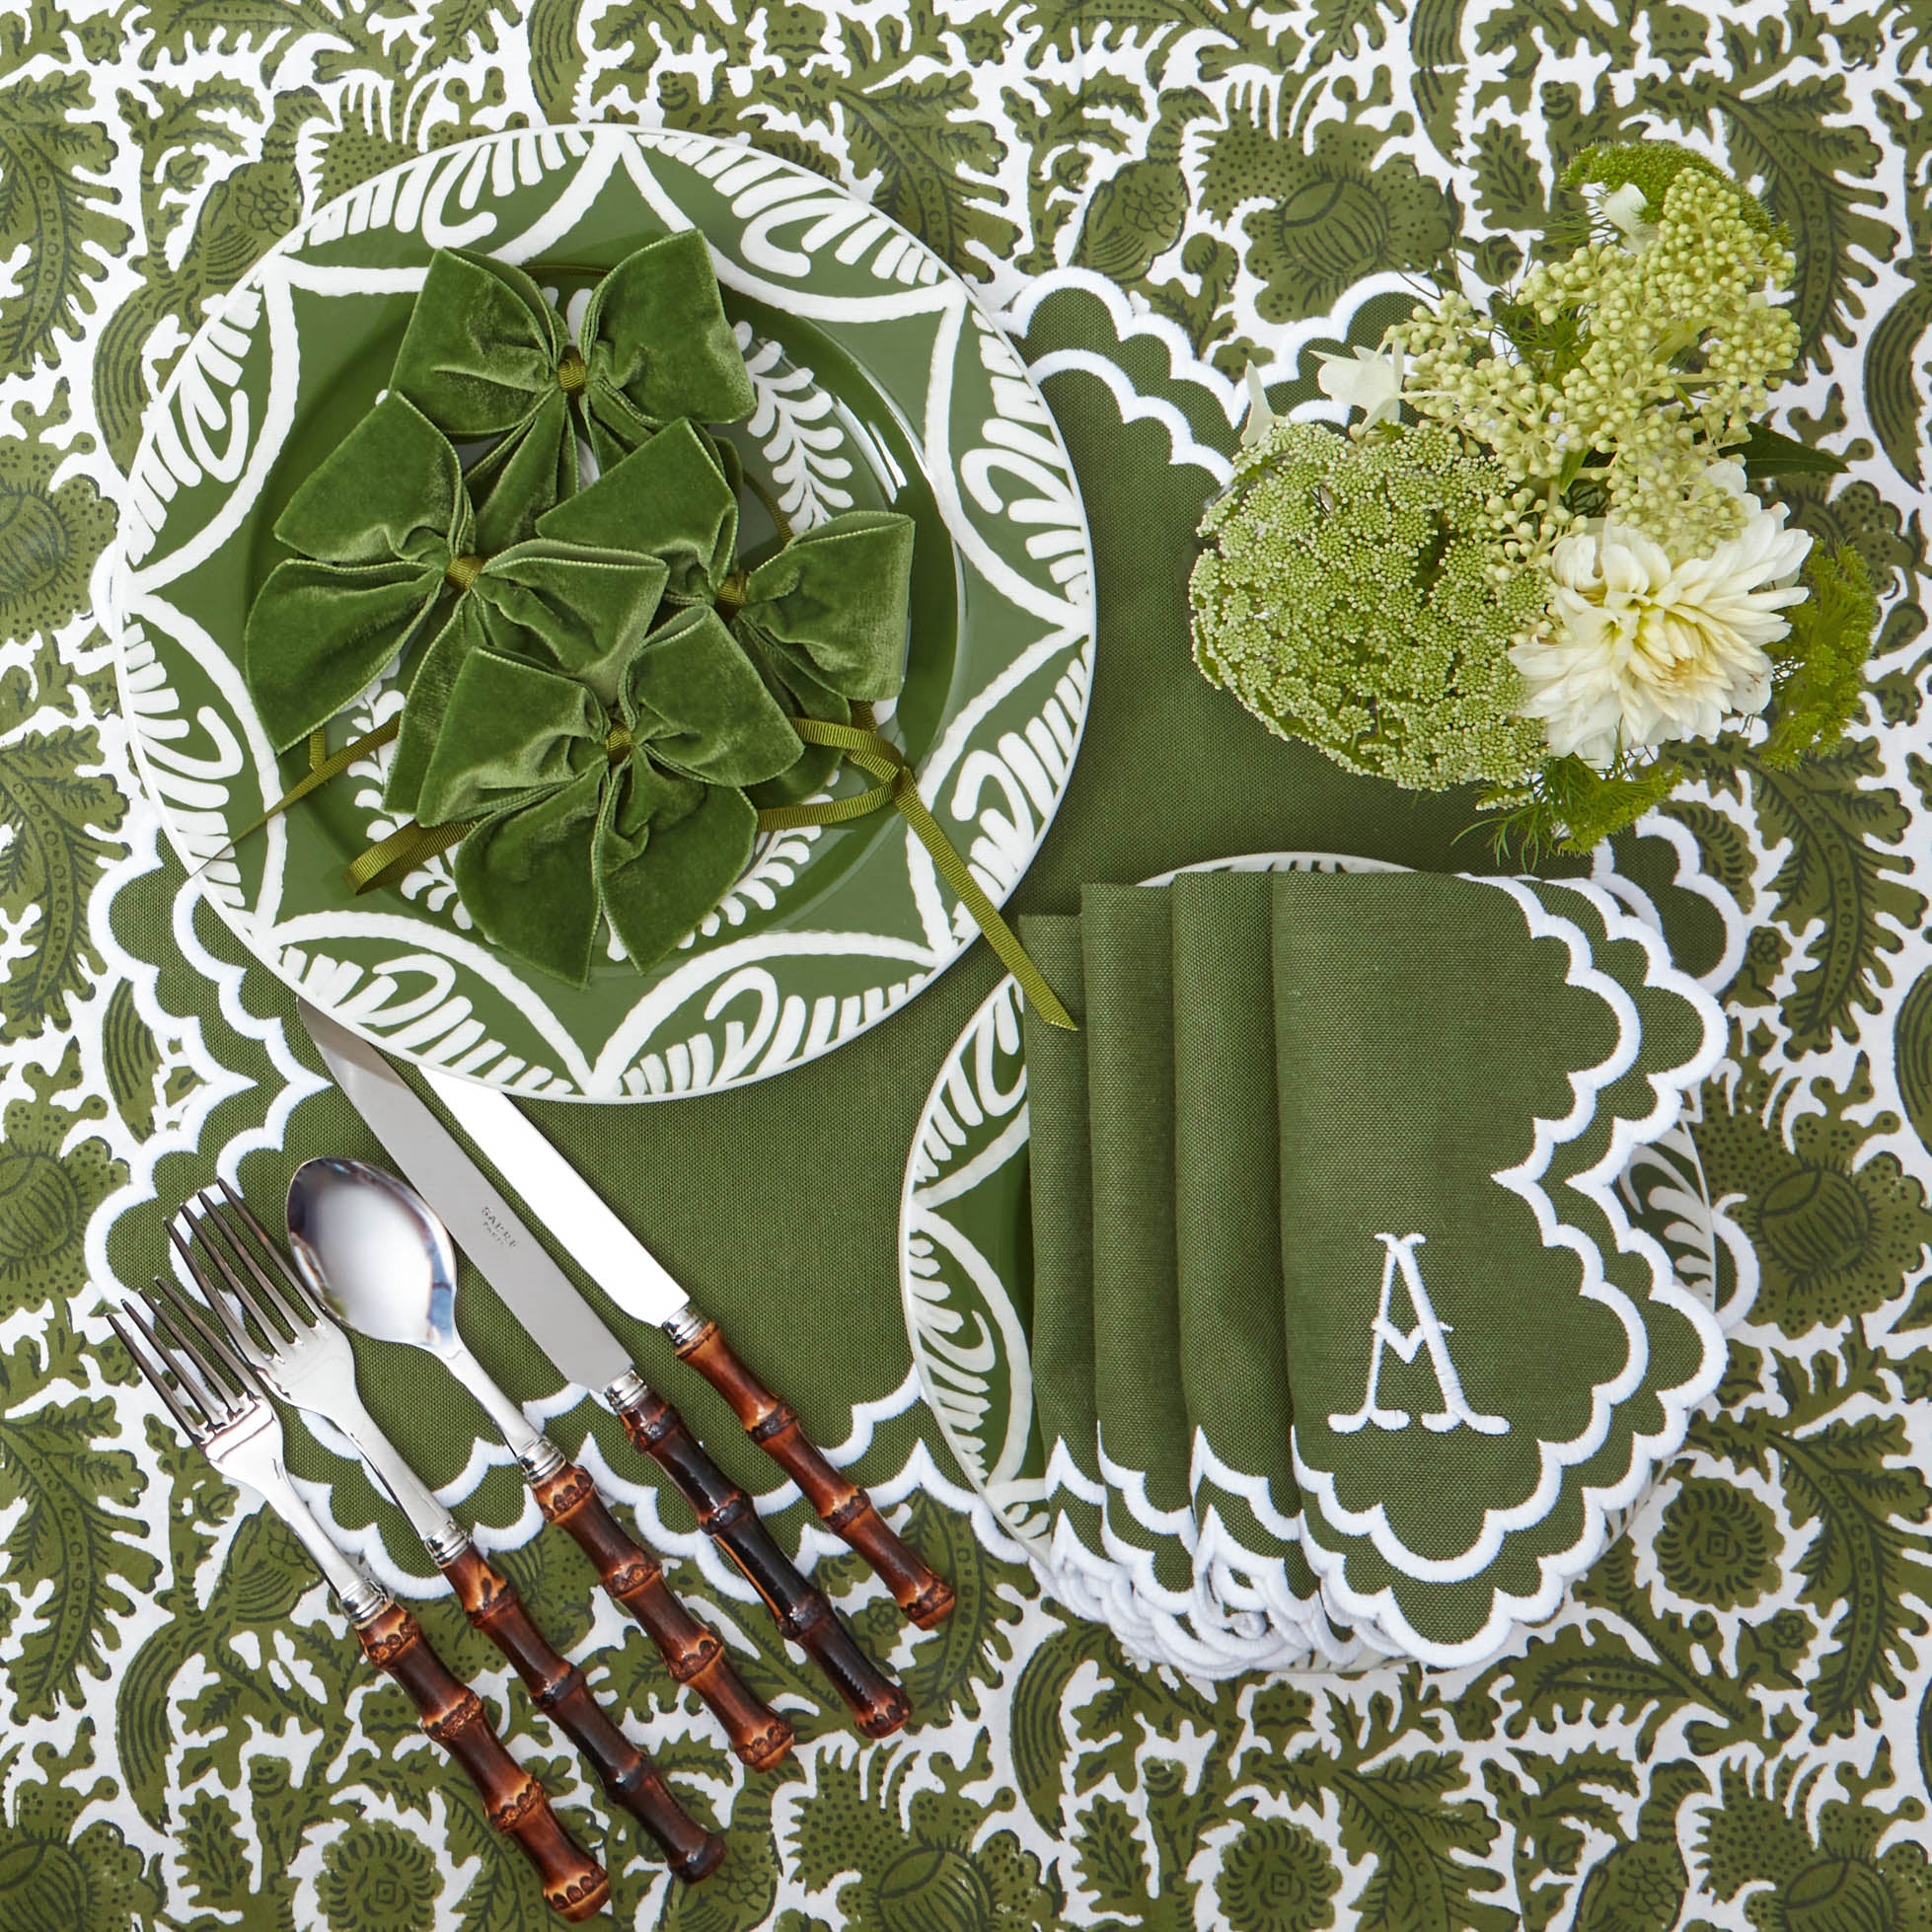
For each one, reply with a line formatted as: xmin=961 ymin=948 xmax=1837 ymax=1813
xmin=517 ymin=1436 xmax=566 ymax=1483
xmin=256 ymin=1481 xmax=390 ymax=1624
xmin=603 ymin=1369 xmax=648 ymax=1413
xmin=659 ymin=1303 xmax=707 ymax=1350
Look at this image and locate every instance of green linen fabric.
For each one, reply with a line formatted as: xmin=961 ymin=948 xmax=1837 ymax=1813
xmin=1017 ymin=916 xmax=1102 ymax=1557
xmin=416 ymin=605 xmax=802 ymax=984
xmin=242 ymin=394 xmax=669 ymax=758
xmin=1080 ymin=884 xmax=1194 ymax=1597
xmin=389 ymin=231 xmax=756 ymax=548
xmin=1168 ymin=873 xmax=1304 ymax=1566
xmin=1012 ymin=868 xmax=1721 ymax=1659
xmin=1270 ymin=870 xmax=1722 ymax=1659
xmin=546 ymin=419 xmax=917 ymax=803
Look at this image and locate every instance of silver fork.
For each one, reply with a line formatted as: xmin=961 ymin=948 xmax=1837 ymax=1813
xmin=168 ymin=1182 xmax=725 ymax=1882
xmin=106 ymin=1281 xmax=610 ymax=1921
xmin=169 ymin=1181 xmax=470 ymax=1562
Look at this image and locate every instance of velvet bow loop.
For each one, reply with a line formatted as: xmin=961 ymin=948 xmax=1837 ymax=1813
xmin=731 ymin=511 xmax=917 ymax=708
xmin=539 ymin=419 xmax=916 ymax=803
xmin=244 ymin=395 xmax=476 ymax=751
xmin=536 ymin=415 xmax=740 ymax=601
xmin=390 ymin=233 xmax=755 ymax=548
xmin=415 ymin=607 xmax=803 ymax=986
xmin=383 ymin=538 xmax=670 ymax=818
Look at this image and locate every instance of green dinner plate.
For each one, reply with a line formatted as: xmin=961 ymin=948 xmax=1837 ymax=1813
xmin=111 ymin=125 xmax=1092 ymax=1099
xmin=900 ymin=853 xmax=1751 ymax=1674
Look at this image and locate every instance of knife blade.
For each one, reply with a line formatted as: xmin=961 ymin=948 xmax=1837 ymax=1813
xmin=299 ymin=999 xmax=915 ymax=1734
xmin=416 ymin=1049 xmax=956 ymax=1631
xmin=299 ymin=1006 xmax=638 ymax=1394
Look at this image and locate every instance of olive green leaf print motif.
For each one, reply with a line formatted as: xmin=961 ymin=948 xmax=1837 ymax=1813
xmin=1214 ymin=1816 xmax=1342 ymax=1932
xmin=0 ymin=409 xmax=116 ymax=642
xmin=1653 ymin=1478 xmax=1784 ymax=1609
xmin=0 ymin=70 xmax=130 ymax=372
xmin=1198 ymin=106 xmax=1460 ymax=324
xmin=1695 ymin=1752 xmax=1932 ymax=1931
xmin=788 ymin=1741 xmax=1060 ymax=1932
xmin=1694 ymin=1046 xmax=1932 ymax=1335
xmin=0 ymin=1338 xmax=156 ymax=1720
xmin=0 ymin=1045 xmax=123 ymax=1310
xmin=5 ymin=0 xmax=1932 ymax=1927
xmin=0 ymin=663 xmax=126 ymax=1039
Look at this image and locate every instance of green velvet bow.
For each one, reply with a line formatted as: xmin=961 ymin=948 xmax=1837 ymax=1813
xmin=389 ymin=231 xmax=756 ymax=551
xmin=539 ymin=418 xmax=916 ymax=802
xmin=243 ymin=395 xmax=669 ymax=757
xmin=414 ymin=605 xmax=805 ymax=985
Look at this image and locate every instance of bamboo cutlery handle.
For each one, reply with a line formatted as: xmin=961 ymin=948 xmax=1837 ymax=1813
xmin=611 ymin=1381 xmax=911 ymax=1738
xmin=353 ymin=1599 xmax=609 ymax=1921
xmin=530 ymin=1456 xmax=794 ymax=1770
xmin=675 ymin=1319 xmax=956 ymax=1628
xmin=438 ymin=1543 xmax=725 ymax=1882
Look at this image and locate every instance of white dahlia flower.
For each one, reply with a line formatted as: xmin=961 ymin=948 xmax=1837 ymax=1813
xmin=1511 ymin=498 xmax=1813 ymax=769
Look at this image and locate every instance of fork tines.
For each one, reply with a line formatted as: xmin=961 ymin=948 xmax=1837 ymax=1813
xmin=170 ymin=1179 xmax=326 ymax=1353
xmin=107 ymin=1272 xmax=267 ymax=1445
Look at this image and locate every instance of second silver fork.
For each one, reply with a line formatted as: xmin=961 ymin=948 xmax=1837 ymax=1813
xmin=108 ymin=1283 xmax=610 ymax=1922
xmin=171 ymin=1181 xmax=724 ymax=1883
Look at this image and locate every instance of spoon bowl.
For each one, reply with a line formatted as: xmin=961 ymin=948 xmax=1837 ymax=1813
xmin=286 ymin=1153 xmax=545 ymax=1461
xmin=287 ymin=1155 xmax=463 ymax=1358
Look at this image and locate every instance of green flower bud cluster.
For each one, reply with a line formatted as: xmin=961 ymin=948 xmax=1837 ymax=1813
xmin=1392 ymin=167 xmax=1798 ymax=560
xmin=1190 ymin=420 xmax=1550 ymax=789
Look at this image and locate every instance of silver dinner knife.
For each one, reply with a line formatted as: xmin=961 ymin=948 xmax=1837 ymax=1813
xmin=298 ymin=1002 xmax=928 ymax=1734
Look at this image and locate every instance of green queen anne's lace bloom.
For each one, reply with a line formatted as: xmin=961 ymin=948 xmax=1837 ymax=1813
xmin=1189 ymin=420 xmax=1549 ymax=788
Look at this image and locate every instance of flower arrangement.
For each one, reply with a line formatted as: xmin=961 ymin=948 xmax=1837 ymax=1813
xmin=1190 ymin=139 xmax=1878 ymax=853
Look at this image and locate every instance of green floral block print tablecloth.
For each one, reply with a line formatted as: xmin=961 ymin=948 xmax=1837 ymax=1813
xmin=5 ymin=6 xmax=1932 ymax=1930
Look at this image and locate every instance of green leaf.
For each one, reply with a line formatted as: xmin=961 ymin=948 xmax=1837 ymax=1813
xmin=1484 ymin=1751 xmax=1640 ymax=1932
xmin=1074 ymin=1794 xmax=1152 ymax=1921
xmin=136 ymin=0 xmax=351 ymax=62
xmin=1772 ymin=1411 xmax=1932 ymax=1738
xmin=892 ymin=1491 xmax=1025 ymax=1717
xmin=1471 ymin=120 xmax=1555 ymax=238
xmin=0 ymin=681 xmax=127 ymax=1038
xmin=1739 ymin=420 xmax=1850 ymax=479
xmin=1499 ymin=1542 xmax=1757 ymax=1753
xmin=530 ymin=0 xmax=591 ymax=120
xmin=0 ymin=70 xmax=130 ymax=369
xmin=177 ymin=1792 xmax=252 ymax=1913
xmin=1760 ymin=547 xmax=1878 ymax=768
xmin=1745 ymin=735 xmax=1920 ymax=1053
xmin=1265 ymin=1746 xmax=1515 ymax=1932
xmin=416 ymin=0 xmax=514 ymax=65
xmin=1010 ymin=1618 xmax=1106 ymax=1834
xmin=102 ymin=980 xmax=163 ymax=1139
xmin=0 ymin=1353 xmax=158 ymax=1717
xmin=113 ymin=74 xmax=262 ymax=259
xmin=1896 ymin=965 xmax=1932 ymax=1164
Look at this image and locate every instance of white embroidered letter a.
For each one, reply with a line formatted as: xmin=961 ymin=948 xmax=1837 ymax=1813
xmin=1328 ymin=1234 xmax=1509 ymax=1437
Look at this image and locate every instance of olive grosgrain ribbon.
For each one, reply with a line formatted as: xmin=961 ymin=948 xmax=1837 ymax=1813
xmin=756 ymin=707 xmax=1077 ymax=1032
xmin=211 ymin=703 xmax=1076 ymax=1028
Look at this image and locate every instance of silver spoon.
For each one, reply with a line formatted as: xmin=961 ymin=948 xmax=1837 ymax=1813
xmin=285 ymin=1155 xmax=563 ymax=1479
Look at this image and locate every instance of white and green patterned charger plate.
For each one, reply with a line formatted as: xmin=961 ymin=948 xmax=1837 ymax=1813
xmin=109 ymin=125 xmax=1092 ymax=1100
xmin=899 ymin=853 xmax=1756 ymax=1676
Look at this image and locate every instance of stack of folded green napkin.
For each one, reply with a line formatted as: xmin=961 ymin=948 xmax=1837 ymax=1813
xmin=1019 ymin=866 xmax=1728 ymax=1668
